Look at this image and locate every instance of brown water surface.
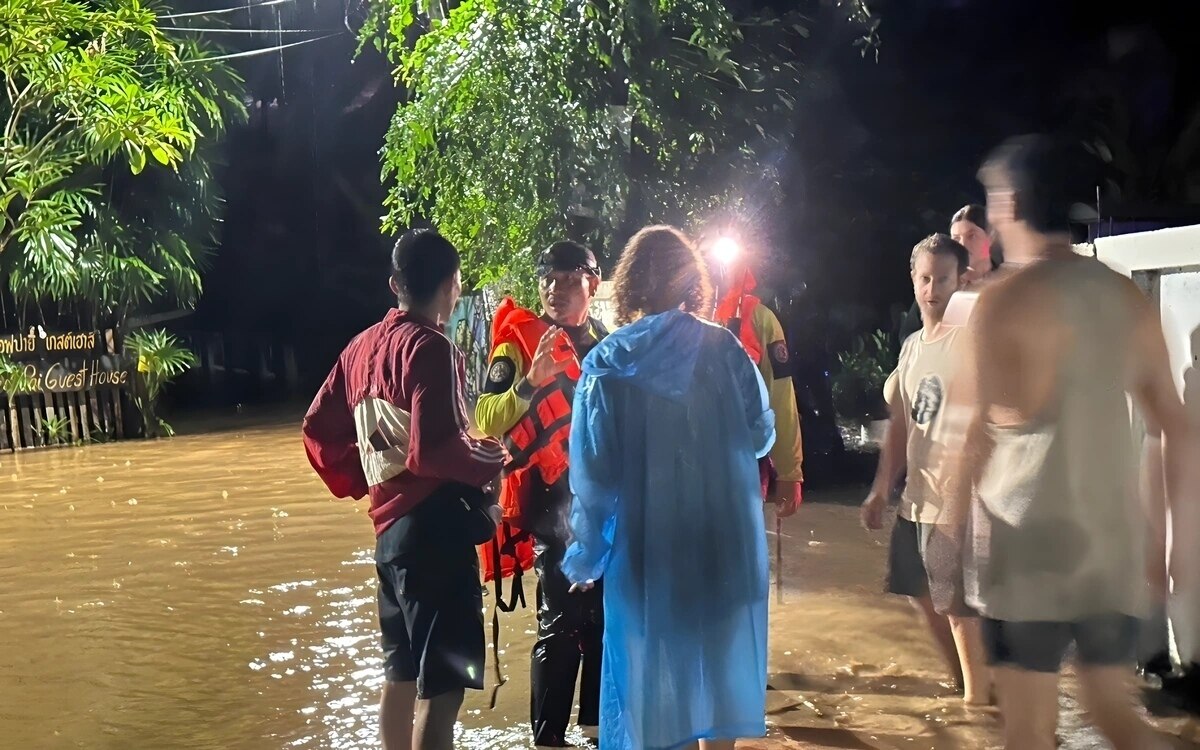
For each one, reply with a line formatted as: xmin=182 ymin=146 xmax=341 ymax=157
xmin=1 ymin=417 xmax=1197 ymax=749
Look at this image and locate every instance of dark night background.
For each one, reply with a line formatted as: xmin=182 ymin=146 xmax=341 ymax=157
xmin=174 ymin=0 xmax=1198 ymax=414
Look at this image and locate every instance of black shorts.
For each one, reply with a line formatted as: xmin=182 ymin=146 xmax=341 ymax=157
xmin=885 ymin=517 xmax=973 ymax=616
xmin=374 ymin=486 xmax=488 ymax=698
xmin=982 ymin=614 xmax=1139 ymax=673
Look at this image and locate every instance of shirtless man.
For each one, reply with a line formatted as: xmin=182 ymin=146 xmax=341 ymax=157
xmin=944 ymin=135 xmax=1194 ymax=750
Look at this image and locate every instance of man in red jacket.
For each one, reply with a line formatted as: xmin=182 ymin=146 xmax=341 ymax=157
xmin=303 ymin=229 xmax=506 ymax=750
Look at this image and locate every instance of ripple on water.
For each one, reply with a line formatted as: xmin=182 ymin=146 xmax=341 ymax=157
xmin=1 ymin=420 xmax=1197 ymax=750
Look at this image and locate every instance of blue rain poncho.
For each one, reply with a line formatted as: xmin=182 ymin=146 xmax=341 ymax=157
xmin=561 ymin=310 xmax=776 ymax=750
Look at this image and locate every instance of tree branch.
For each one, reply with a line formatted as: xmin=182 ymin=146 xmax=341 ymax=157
xmin=4 ymin=81 xmax=37 ymax=144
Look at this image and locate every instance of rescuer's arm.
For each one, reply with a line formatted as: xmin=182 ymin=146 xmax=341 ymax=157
xmin=752 ymin=305 xmax=804 ymax=513
xmin=474 ymin=342 xmax=531 ymax=438
xmin=475 ymin=327 xmax=573 ymax=438
xmin=302 ymin=355 xmax=369 ymax=499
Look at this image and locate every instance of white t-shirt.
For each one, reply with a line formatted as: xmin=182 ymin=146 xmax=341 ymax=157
xmin=887 ymin=326 xmax=962 ymax=524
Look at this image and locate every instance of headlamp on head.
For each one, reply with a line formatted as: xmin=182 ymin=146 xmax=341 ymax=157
xmin=536 ymin=241 xmax=600 ymax=279
xmin=710 ymin=235 xmax=741 ymax=267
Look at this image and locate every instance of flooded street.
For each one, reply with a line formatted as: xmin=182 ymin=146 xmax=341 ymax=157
xmin=2 ymin=416 xmax=1199 ymax=749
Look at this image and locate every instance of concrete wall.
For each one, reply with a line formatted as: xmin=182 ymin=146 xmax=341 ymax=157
xmin=1078 ymin=224 xmax=1200 ymax=664
xmin=1075 ymin=223 xmax=1200 ymax=277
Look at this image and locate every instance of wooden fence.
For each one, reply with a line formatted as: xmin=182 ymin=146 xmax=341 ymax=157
xmin=0 ymin=387 xmax=131 ymax=451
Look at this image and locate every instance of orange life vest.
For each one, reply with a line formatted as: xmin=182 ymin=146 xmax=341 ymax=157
xmin=478 ymin=298 xmax=584 ymax=585
xmin=714 ymin=269 xmax=764 ymax=364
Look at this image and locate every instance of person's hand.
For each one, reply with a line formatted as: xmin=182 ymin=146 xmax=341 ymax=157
xmin=526 ymin=326 xmax=570 ymax=386
xmin=486 ymin=504 xmax=503 ymax=528
xmin=569 ymin=580 xmax=595 ymax=593
xmin=860 ymin=490 xmax=887 ymax=531
xmin=773 ymin=480 xmax=802 ymax=518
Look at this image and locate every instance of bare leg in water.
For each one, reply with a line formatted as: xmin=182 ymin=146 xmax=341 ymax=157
xmin=994 ymin=666 xmax=1058 ymax=750
xmin=380 ymin=681 xmax=416 ymax=750
xmin=412 ymin=689 xmax=465 ymax=750
xmin=912 ymin=595 xmax=964 ymax=688
xmin=948 ymin=615 xmax=992 ymax=704
xmin=1077 ymin=665 xmax=1171 ymax=750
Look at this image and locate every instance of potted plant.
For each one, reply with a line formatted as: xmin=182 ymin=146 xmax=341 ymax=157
xmin=830 ymin=329 xmax=896 ymax=448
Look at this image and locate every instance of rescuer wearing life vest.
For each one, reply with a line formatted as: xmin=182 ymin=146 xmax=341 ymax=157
xmin=475 ymin=241 xmax=608 ymax=748
xmin=700 ymin=233 xmax=804 ymax=516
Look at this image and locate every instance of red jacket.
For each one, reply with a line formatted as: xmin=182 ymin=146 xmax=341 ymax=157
xmin=302 ymin=309 xmax=506 ymax=536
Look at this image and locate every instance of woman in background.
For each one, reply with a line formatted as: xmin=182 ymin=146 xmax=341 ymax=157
xmin=898 ymin=204 xmax=998 ymax=343
xmin=561 ymin=225 xmax=776 ymax=750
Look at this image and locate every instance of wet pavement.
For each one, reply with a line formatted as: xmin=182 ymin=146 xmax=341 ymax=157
xmin=1 ymin=414 xmax=1197 ymax=749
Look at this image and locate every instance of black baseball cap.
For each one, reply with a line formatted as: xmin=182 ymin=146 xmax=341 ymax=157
xmin=537 ymin=241 xmax=599 ymax=277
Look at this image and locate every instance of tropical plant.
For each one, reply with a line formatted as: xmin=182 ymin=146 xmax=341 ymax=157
xmin=360 ymin=0 xmax=877 ymax=302
xmin=0 ymin=0 xmax=246 ymax=329
xmin=124 ymin=328 xmax=197 ymax=438
xmin=0 ymin=353 xmax=37 ymax=394
xmin=42 ymin=413 xmax=71 ymax=444
xmin=830 ymin=328 xmax=895 ymax=422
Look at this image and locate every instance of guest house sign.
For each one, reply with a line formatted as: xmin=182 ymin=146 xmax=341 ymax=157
xmin=0 ymin=328 xmax=132 ymax=393
xmin=1 ymin=328 xmax=103 ymax=359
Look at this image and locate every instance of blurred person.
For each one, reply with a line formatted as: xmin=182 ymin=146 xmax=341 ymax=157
xmin=943 ymin=135 xmax=1193 ymax=750
xmin=302 ymin=229 xmax=506 ymax=750
xmin=698 ymin=231 xmax=803 ymax=516
xmin=862 ymin=234 xmax=991 ymax=705
xmin=898 ymin=204 xmax=999 ymax=344
xmin=562 ymin=226 xmax=775 ymax=750
xmin=475 ymin=241 xmax=608 ymax=747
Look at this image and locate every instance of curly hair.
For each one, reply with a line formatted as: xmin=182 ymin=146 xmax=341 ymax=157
xmin=611 ymin=225 xmax=714 ymax=326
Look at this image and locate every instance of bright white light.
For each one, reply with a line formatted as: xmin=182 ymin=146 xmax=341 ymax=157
xmin=711 ymin=236 xmax=740 ymax=266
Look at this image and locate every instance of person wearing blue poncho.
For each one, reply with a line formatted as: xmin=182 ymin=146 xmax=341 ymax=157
xmin=561 ymin=225 xmax=777 ymax=750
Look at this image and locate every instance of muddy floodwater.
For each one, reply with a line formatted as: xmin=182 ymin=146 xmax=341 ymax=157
xmin=2 ymin=415 xmax=1199 ymax=749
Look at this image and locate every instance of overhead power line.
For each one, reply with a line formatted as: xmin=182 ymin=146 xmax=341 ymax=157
xmin=157 ymin=0 xmax=294 ymax=20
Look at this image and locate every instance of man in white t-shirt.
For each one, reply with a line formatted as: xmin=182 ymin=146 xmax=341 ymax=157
xmin=861 ymin=233 xmax=990 ymax=705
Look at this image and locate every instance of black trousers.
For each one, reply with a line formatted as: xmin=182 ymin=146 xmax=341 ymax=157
xmin=530 ymin=536 xmax=603 ymax=746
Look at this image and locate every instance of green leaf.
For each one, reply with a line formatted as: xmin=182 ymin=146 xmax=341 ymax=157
xmin=127 ymin=146 xmax=146 ymax=174
xmin=148 ymin=144 xmax=171 ymax=165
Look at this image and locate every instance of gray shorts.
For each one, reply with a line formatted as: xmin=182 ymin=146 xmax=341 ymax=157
xmin=886 ymin=517 xmax=975 ymax=617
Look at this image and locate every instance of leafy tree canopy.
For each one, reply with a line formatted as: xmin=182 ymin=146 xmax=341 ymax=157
xmin=0 ymin=0 xmax=246 ymax=328
xmin=362 ymin=0 xmax=877 ymax=302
